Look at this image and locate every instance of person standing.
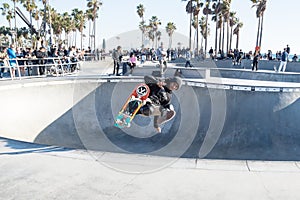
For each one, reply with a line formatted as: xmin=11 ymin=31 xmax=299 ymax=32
xmin=36 ymin=46 xmax=47 ymax=75
xmin=7 ymin=44 xmax=17 ymax=78
xmin=112 ymin=48 xmax=118 ymax=75
xmin=115 ymin=46 xmax=122 ymax=76
xmin=0 ymin=47 xmax=8 ymax=78
xmin=252 ymin=51 xmax=260 ymax=71
xmin=185 ymin=48 xmax=192 ymax=67
xmin=276 ymin=48 xmax=288 ymax=72
xmin=156 ymin=44 xmax=167 ymax=77
xmin=209 ymin=47 xmax=214 ymax=59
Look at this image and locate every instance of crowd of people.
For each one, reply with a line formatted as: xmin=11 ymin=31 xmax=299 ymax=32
xmin=0 ymin=44 xmax=99 ymax=78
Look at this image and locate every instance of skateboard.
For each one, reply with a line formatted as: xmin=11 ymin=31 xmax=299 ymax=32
xmin=114 ymin=83 xmax=150 ymax=128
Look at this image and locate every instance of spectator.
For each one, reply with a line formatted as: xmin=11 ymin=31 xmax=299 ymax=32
xmin=0 ymin=47 xmax=8 ymax=78
xmin=156 ymin=43 xmax=167 ymax=76
xmin=7 ymin=44 xmax=17 ymax=78
xmin=209 ymin=47 xmax=214 ymax=59
xmin=36 ymin=46 xmax=47 ymax=75
xmin=185 ymin=48 xmax=192 ymax=67
xmin=292 ymin=54 xmax=298 ymax=62
xmin=267 ymin=50 xmax=273 ymax=60
xmin=275 ymin=48 xmax=288 ymax=72
xmin=16 ymin=47 xmax=25 ymax=76
xmin=252 ymin=51 xmax=260 ymax=71
xmin=114 ymin=46 xmax=122 ymax=76
xmin=128 ymin=52 xmax=137 ymax=75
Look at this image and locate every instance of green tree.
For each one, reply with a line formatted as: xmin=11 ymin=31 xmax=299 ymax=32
xmin=229 ymin=11 xmax=237 ymax=51
xmin=211 ymin=0 xmax=222 ymax=55
xmin=1 ymin=3 xmax=14 ymax=43
xmin=199 ymin=16 xmax=210 ymax=52
xmin=251 ymin=0 xmax=267 ymax=51
xmin=136 ymin=3 xmax=145 ymax=47
xmin=149 ymin=16 xmax=161 ymax=48
xmin=22 ymin=0 xmax=37 ymax=40
xmin=233 ymin=21 xmax=243 ymax=49
xmin=72 ymin=8 xmax=86 ymax=50
xmin=86 ymin=0 xmax=102 ymax=51
xmin=166 ymin=22 xmax=177 ymax=49
xmin=182 ymin=0 xmax=194 ymax=49
xmin=139 ymin=20 xmax=148 ymax=48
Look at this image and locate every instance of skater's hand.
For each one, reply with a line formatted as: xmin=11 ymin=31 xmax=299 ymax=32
xmin=157 ymin=81 xmax=165 ymax=88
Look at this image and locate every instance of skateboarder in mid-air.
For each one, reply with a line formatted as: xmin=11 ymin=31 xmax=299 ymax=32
xmin=137 ymin=75 xmax=182 ymax=133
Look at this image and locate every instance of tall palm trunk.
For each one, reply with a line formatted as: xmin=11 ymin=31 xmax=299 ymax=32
xmin=218 ymin=26 xmax=222 ymax=54
xmin=141 ymin=17 xmax=144 ymax=47
xmin=256 ymin=16 xmax=261 ymax=48
xmin=204 ymin=13 xmax=209 ymax=57
xmin=93 ymin=19 xmax=96 ymax=51
xmin=226 ymin=20 xmax=230 ymax=53
xmin=189 ymin=10 xmax=192 ymax=49
xmin=235 ymin=33 xmax=239 ymax=49
xmin=222 ymin=21 xmax=225 ymax=54
xmin=80 ymin=31 xmax=83 ymax=50
xmin=259 ymin=15 xmax=264 ymax=49
xmin=196 ymin=16 xmax=199 ymax=55
xmin=214 ymin=15 xmax=218 ymax=56
xmin=229 ymin=26 xmax=233 ymax=50
xmin=14 ymin=1 xmax=17 ymax=45
xmin=88 ymin=21 xmax=91 ymax=48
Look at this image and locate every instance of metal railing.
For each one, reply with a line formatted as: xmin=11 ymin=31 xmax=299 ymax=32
xmin=0 ymin=56 xmax=82 ymax=80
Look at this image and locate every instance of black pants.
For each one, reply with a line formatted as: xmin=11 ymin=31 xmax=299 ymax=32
xmin=113 ymin=60 xmax=117 ymax=75
xmin=252 ymin=61 xmax=258 ymax=71
xmin=185 ymin=61 xmax=191 ymax=67
xmin=116 ymin=62 xmax=120 ymax=76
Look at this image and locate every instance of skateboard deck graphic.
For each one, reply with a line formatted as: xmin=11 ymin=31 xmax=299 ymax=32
xmin=114 ymin=83 xmax=150 ymax=128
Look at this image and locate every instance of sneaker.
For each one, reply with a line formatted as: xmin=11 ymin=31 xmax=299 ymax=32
xmin=157 ymin=110 xmax=175 ymax=126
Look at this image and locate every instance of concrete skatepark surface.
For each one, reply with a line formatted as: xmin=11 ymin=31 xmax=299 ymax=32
xmin=1 ymin=59 xmax=300 ymax=199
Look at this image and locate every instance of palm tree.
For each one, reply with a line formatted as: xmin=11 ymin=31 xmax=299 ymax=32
xmin=22 ymin=0 xmax=37 ymax=41
xmin=156 ymin=30 xmax=162 ymax=49
xmin=147 ymin=28 xmax=155 ymax=48
xmin=72 ymin=8 xmax=86 ymax=50
xmin=222 ymin=0 xmax=232 ymax=55
xmin=136 ymin=3 xmax=145 ymax=47
xmin=229 ymin=11 xmax=237 ymax=51
xmin=51 ymin=9 xmax=63 ymax=44
xmin=166 ymin=22 xmax=177 ymax=49
xmin=1 ymin=3 xmax=15 ymax=43
xmin=86 ymin=0 xmax=102 ymax=51
xmin=136 ymin=4 xmax=145 ymax=21
xmin=139 ymin=20 xmax=148 ymax=47
xmin=61 ymin=12 xmax=73 ymax=46
xmin=31 ymin=7 xmax=40 ymax=32
xmin=233 ymin=21 xmax=243 ymax=49
xmin=199 ymin=16 xmax=210 ymax=52
xmin=202 ymin=0 xmax=214 ymax=56
xmin=182 ymin=0 xmax=194 ymax=49
xmin=149 ymin=16 xmax=161 ymax=48
xmin=193 ymin=1 xmax=203 ymax=55
xmin=251 ymin=0 xmax=267 ymax=51
xmin=211 ymin=0 xmax=222 ymax=56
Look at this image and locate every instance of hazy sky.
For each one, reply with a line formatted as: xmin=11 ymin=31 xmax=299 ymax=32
xmin=1 ymin=0 xmax=299 ymax=53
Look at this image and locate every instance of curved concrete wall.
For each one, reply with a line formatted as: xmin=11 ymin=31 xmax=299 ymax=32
xmin=0 ymin=78 xmax=300 ymax=160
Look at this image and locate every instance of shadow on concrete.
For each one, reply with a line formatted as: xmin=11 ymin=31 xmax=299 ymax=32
xmin=0 ymin=137 xmax=71 ymax=155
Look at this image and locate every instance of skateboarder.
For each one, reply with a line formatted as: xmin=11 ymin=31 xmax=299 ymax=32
xmin=137 ymin=75 xmax=182 ymax=133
